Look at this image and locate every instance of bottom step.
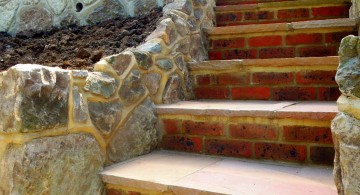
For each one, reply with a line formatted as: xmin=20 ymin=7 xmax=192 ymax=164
xmin=102 ymin=150 xmax=336 ymax=195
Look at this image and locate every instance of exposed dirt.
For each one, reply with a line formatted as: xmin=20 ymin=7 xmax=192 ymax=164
xmin=0 ymin=8 xmax=162 ymax=72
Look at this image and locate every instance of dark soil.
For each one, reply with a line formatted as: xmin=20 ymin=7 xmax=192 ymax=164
xmin=0 ymin=8 xmax=162 ymax=72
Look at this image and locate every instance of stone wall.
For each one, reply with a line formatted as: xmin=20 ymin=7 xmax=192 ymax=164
xmin=332 ymin=35 xmax=360 ymax=195
xmin=0 ymin=0 xmax=163 ymax=36
xmin=0 ymin=0 xmax=215 ymax=193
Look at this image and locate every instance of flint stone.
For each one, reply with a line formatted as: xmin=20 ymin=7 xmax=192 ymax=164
xmin=142 ymin=72 xmax=162 ymax=95
xmin=193 ymin=0 xmax=207 ymax=6
xmin=119 ymin=70 xmax=146 ymax=105
xmin=163 ymin=0 xmax=193 ymax=16
xmin=83 ymin=72 xmax=117 ymax=98
xmin=106 ymin=98 xmax=159 ymax=163
xmin=156 ymin=58 xmax=174 ymax=70
xmin=106 ymin=53 xmax=132 ymax=76
xmin=163 ymin=74 xmax=185 ymax=104
xmin=174 ymin=36 xmax=190 ymax=54
xmin=194 ymin=8 xmax=203 ymax=20
xmin=190 ymin=34 xmax=207 ymax=61
xmin=137 ymin=40 xmax=163 ymax=54
xmin=73 ymin=87 xmax=88 ymax=123
xmin=174 ymin=53 xmax=185 ymax=70
xmin=0 ymin=65 xmax=69 ymax=133
xmin=168 ymin=11 xmax=190 ymax=36
xmin=17 ymin=7 xmax=52 ymax=35
xmin=87 ymin=0 xmax=126 ymax=24
xmin=88 ymin=101 xmax=122 ymax=134
xmin=187 ymin=16 xmax=197 ymax=31
xmin=0 ymin=134 xmax=104 ymax=195
xmin=332 ymin=112 xmax=360 ymax=195
xmin=131 ymin=49 xmax=153 ymax=70
xmin=146 ymin=18 xmax=177 ymax=45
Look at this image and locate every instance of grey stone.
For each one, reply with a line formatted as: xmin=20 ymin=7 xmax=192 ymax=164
xmin=163 ymin=0 xmax=193 ymax=16
xmin=47 ymin=0 xmax=68 ymax=15
xmin=137 ymin=40 xmax=163 ymax=54
xmin=134 ymin=0 xmax=157 ymax=15
xmin=336 ymin=35 xmax=360 ymax=98
xmin=0 ymin=65 xmax=70 ymax=133
xmin=119 ymin=69 xmax=146 ymax=105
xmin=107 ymin=97 xmax=159 ymax=163
xmin=87 ymin=0 xmax=126 ymax=24
xmin=193 ymin=0 xmax=207 ymax=6
xmin=142 ymin=72 xmax=162 ymax=95
xmin=0 ymin=134 xmax=104 ymax=195
xmin=131 ymin=49 xmax=153 ymax=70
xmin=174 ymin=36 xmax=190 ymax=55
xmin=83 ymin=72 xmax=117 ymax=98
xmin=146 ymin=18 xmax=177 ymax=45
xmin=73 ymin=87 xmax=88 ymax=123
xmin=156 ymin=58 xmax=174 ymax=70
xmin=106 ymin=53 xmax=132 ymax=76
xmin=17 ymin=7 xmax=52 ymax=35
xmin=187 ymin=16 xmax=197 ymax=31
xmin=72 ymin=70 xmax=89 ymax=78
xmin=163 ymin=74 xmax=185 ymax=104
xmin=331 ymin=112 xmax=360 ymax=195
xmin=194 ymin=8 xmax=203 ymax=20
xmin=0 ymin=0 xmax=20 ymax=32
xmin=190 ymin=34 xmax=207 ymax=61
xmin=174 ymin=53 xmax=185 ymax=70
xmin=167 ymin=11 xmax=189 ymax=36
xmin=88 ymin=101 xmax=122 ymax=134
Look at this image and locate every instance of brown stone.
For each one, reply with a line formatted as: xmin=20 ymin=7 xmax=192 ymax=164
xmin=17 ymin=7 xmax=52 ymax=35
xmin=163 ymin=0 xmax=193 ymax=16
xmin=146 ymin=18 xmax=177 ymax=45
xmin=142 ymin=72 xmax=162 ymax=95
xmin=87 ymin=0 xmax=126 ymax=24
xmin=88 ymin=101 xmax=122 ymax=134
xmin=83 ymin=72 xmax=118 ymax=98
xmin=163 ymin=74 xmax=185 ymax=104
xmin=119 ymin=69 xmax=146 ymax=105
xmin=106 ymin=53 xmax=132 ymax=76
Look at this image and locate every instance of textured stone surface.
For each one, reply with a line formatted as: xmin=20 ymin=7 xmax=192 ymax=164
xmin=0 ymin=134 xmax=104 ymax=194
xmin=87 ymin=0 xmax=126 ymax=24
xmin=137 ymin=39 xmax=163 ymax=54
xmin=106 ymin=53 xmax=133 ymax=76
xmin=142 ymin=72 xmax=162 ymax=95
xmin=107 ymin=98 xmax=159 ymax=163
xmin=88 ymin=101 xmax=122 ymax=134
xmin=119 ymin=69 xmax=146 ymax=105
xmin=332 ymin=113 xmax=360 ymax=195
xmin=190 ymin=34 xmax=207 ymax=61
xmin=131 ymin=49 xmax=152 ymax=70
xmin=156 ymin=58 xmax=174 ymax=70
xmin=163 ymin=0 xmax=193 ymax=16
xmin=168 ymin=11 xmax=190 ymax=36
xmin=134 ymin=0 xmax=157 ymax=16
xmin=174 ymin=53 xmax=185 ymax=70
xmin=47 ymin=0 xmax=68 ymax=15
xmin=84 ymin=72 xmax=117 ymax=98
xmin=0 ymin=65 xmax=69 ymax=133
xmin=17 ymin=7 xmax=52 ymax=35
xmin=163 ymin=74 xmax=184 ymax=104
xmin=0 ymin=0 xmax=20 ymax=32
xmin=73 ymin=86 xmax=88 ymax=123
xmin=147 ymin=18 xmax=177 ymax=45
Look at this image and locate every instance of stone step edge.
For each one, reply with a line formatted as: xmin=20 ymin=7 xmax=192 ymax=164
xmin=188 ymin=56 xmax=339 ymax=71
xmin=206 ymin=18 xmax=356 ymax=35
xmin=156 ymin=101 xmax=338 ymax=120
xmin=215 ymin=0 xmax=347 ymax=12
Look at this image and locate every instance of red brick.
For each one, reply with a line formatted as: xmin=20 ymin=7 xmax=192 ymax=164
xmin=326 ymin=31 xmax=356 ymax=44
xmin=216 ymin=13 xmax=242 ymax=23
xmin=194 ymin=86 xmax=230 ymax=99
xmin=249 ymin=36 xmax=283 ymax=47
xmin=162 ymin=119 xmax=180 ymax=134
xmin=196 ymin=75 xmax=212 ymax=85
xmin=161 ymin=135 xmax=202 ymax=153
xmin=107 ymin=189 xmax=124 ymax=195
xmin=212 ymin=38 xmax=245 ymax=49
xmin=296 ymin=71 xmax=336 ymax=85
xmin=283 ymin=126 xmax=333 ymax=144
xmin=244 ymin=11 xmax=274 ymax=20
xmin=271 ymin=87 xmax=316 ymax=100
xmin=230 ymin=124 xmax=277 ymax=140
xmin=252 ymin=72 xmax=294 ymax=85
xmin=183 ymin=120 xmax=224 ymax=136
xmin=208 ymin=51 xmax=223 ymax=60
xmin=128 ymin=192 xmax=141 ymax=195
xmin=223 ymin=49 xmax=257 ymax=59
xmin=277 ymin=8 xmax=309 ymax=19
xmin=259 ymin=47 xmax=295 ymax=58
xmin=298 ymin=46 xmax=338 ymax=57
xmin=205 ymin=139 xmax=252 ymax=158
xmin=312 ymin=6 xmax=349 ymax=18
xmin=310 ymin=146 xmax=335 ymax=165
xmin=232 ymin=87 xmax=271 ymax=100
xmin=318 ymin=87 xmax=341 ymax=101
xmin=255 ymin=143 xmax=306 ymax=162
xmin=286 ymin=33 xmax=323 ymax=45
xmin=217 ymin=72 xmax=249 ymax=85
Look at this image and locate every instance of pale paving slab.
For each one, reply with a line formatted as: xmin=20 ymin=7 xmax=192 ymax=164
xmin=101 ymin=150 xmax=337 ymax=195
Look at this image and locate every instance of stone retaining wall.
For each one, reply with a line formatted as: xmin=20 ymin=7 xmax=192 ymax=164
xmin=0 ymin=0 xmax=215 ymax=193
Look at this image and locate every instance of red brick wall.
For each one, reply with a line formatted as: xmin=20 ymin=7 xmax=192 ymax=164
xmin=216 ymin=0 xmax=295 ymax=6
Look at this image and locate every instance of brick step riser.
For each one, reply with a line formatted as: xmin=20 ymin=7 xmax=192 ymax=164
xmin=217 ymin=0 xmax=295 ymax=6
xmin=216 ymin=5 xmax=350 ymax=26
xmin=160 ymin=117 xmax=334 ymax=165
xmin=208 ymin=30 xmax=357 ymax=60
xmin=192 ymin=70 xmax=340 ymax=100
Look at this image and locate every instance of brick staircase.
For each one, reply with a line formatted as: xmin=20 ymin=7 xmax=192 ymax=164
xmin=102 ymin=0 xmax=356 ymax=194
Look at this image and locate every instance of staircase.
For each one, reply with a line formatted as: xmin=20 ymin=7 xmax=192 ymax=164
xmin=102 ymin=0 xmax=356 ymax=194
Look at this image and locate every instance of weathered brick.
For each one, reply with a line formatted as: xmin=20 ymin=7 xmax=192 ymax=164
xmin=310 ymin=146 xmax=335 ymax=165
xmin=249 ymin=36 xmax=283 ymax=47
xmin=216 ymin=13 xmax=242 ymax=23
xmin=230 ymin=124 xmax=277 ymax=140
xmin=212 ymin=38 xmax=245 ymax=49
xmin=162 ymin=119 xmax=180 ymax=134
xmin=245 ymin=11 xmax=274 ymax=20
xmin=286 ymin=33 xmax=323 ymax=45
xmin=208 ymin=51 xmax=222 ymax=60
xmin=183 ymin=120 xmax=224 ymax=136
xmin=217 ymin=72 xmax=249 ymax=85
xmin=205 ymin=139 xmax=252 ymax=158
xmin=196 ymin=75 xmax=212 ymax=85
xmin=277 ymin=8 xmax=309 ymax=19
xmin=298 ymin=46 xmax=337 ymax=57
xmin=296 ymin=71 xmax=336 ymax=85
xmin=271 ymin=87 xmax=316 ymax=100
xmin=107 ymin=189 xmax=124 ymax=195
xmin=255 ymin=143 xmax=306 ymax=162
xmin=194 ymin=86 xmax=230 ymax=99
xmin=232 ymin=87 xmax=271 ymax=100
xmin=162 ymin=135 xmax=202 ymax=153
xmin=223 ymin=49 xmax=257 ymax=59
xmin=312 ymin=6 xmax=349 ymax=18
xmin=259 ymin=47 xmax=295 ymax=58
xmin=318 ymin=87 xmax=341 ymax=101
xmin=283 ymin=126 xmax=333 ymax=144
xmin=252 ymin=72 xmax=294 ymax=85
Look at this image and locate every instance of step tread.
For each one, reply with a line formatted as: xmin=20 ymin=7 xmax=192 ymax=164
xmin=189 ymin=56 xmax=339 ymax=71
xmin=207 ymin=18 xmax=356 ymax=35
xmin=102 ymin=150 xmax=336 ymax=194
xmin=157 ymin=100 xmax=337 ymax=120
